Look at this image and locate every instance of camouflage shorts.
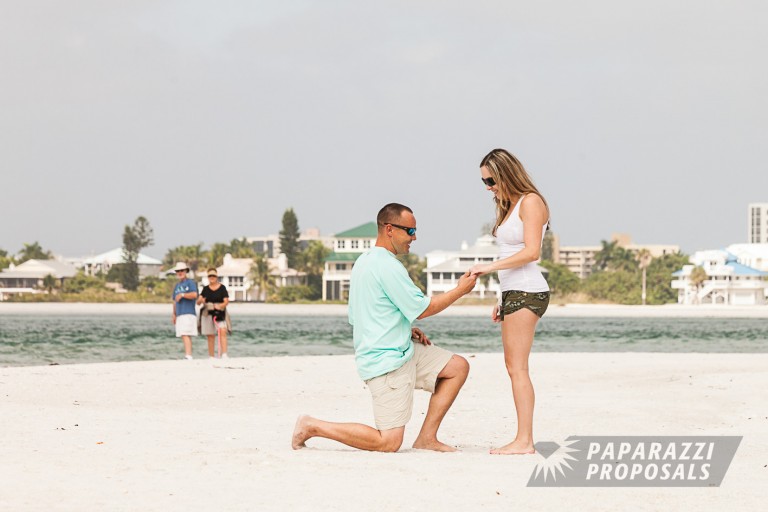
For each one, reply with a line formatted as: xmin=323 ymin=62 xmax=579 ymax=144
xmin=499 ymin=290 xmax=550 ymax=320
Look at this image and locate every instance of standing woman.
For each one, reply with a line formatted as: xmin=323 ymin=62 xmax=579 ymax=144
xmin=197 ymin=268 xmax=230 ymax=359
xmin=469 ymin=149 xmax=550 ymax=455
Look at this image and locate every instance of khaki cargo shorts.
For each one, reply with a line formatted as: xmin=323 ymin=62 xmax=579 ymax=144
xmin=365 ymin=343 xmax=454 ymax=431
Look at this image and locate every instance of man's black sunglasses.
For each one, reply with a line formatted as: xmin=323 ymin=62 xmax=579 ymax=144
xmin=387 ymin=223 xmax=417 ymax=236
xmin=481 ymin=176 xmax=496 ymax=187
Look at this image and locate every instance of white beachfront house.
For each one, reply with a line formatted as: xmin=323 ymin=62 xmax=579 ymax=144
xmin=424 ymin=235 xmax=545 ymax=299
xmin=80 ymin=248 xmax=163 ymax=278
xmin=724 ymin=243 xmax=768 ymax=272
xmin=671 ymin=250 xmax=768 ymax=305
xmin=0 ymin=259 xmax=77 ymax=300
xmin=322 ymin=222 xmax=377 ymax=301
xmin=197 ymin=253 xmax=306 ymax=302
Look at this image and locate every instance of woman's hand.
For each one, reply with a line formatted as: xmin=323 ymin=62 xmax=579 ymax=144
xmin=469 ymin=263 xmax=493 ymax=276
xmin=491 ymin=303 xmax=500 ymax=323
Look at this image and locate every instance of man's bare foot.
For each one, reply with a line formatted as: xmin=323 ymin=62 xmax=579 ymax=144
xmin=292 ymin=415 xmax=312 ymax=449
xmin=412 ymin=438 xmax=459 ymax=452
xmin=490 ymin=440 xmax=535 ymax=455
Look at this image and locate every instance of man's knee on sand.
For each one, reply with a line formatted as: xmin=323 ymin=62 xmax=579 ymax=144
xmin=377 ymin=428 xmax=405 ymax=452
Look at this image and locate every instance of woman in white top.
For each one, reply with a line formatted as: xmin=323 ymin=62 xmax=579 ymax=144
xmin=469 ymin=148 xmax=550 ymax=455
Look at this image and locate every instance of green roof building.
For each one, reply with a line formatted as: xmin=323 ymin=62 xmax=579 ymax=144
xmin=333 ymin=222 xmax=378 ymax=239
xmin=322 ymin=221 xmax=378 ymax=301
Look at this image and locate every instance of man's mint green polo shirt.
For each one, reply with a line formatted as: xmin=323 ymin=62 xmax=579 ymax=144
xmin=348 ymin=247 xmax=431 ymax=380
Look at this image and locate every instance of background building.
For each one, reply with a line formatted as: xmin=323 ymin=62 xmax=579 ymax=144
xmin=553 ymin=233 xmax=679 ymax=279
xmin=748 ymin=203 xmax=768 ymax=243
xmin=198 ymin=253 xmax=307 ymax=302
xmin=672 ymin=250 xmax=768 ymax=305
xmin=424 ymin=235 xmax=503 ymax=298
xmin=80 ymin=248 xmax=163 ymax=278
xmin=725 ymin=243 xmax=768 ymax=272
xmin=556 ymin=244 xmax=600 ymax=279
xmin=322 ymin=222 xmax=377 ymax=301
xmin=0 ymin=259 xmax=77 ymax=300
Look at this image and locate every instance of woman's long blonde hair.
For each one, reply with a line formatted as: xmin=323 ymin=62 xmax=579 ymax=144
xmin=480 ymin=148 xmax=550 ymax=236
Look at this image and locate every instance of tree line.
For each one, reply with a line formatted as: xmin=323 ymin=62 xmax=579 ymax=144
xmin=4 ymin=218 xmax=693 ymax=305
xmin=540 ymin=234 xmax=690 ymax=304
xmin=1 ymin=210 xmax=332 ymax=302
xmin=0 ymin=242 xmax=53 ymax=269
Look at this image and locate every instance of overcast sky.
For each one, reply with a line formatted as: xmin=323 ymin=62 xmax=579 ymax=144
xmin=1 ymin=1 xmax=766 ymax=260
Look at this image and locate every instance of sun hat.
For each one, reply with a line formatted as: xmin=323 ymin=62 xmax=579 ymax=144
xmin=173 ymin=262 xmax=190 ymax=272
xmin=207 ymin=268 xmax=218 ymax=277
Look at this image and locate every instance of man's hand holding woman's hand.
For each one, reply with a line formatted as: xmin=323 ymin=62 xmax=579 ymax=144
xmin=457 ymin=270 xmax=478 ymax=295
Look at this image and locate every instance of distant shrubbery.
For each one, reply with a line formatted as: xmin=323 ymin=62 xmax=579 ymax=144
xmin=62 ymin=272 xmax=108 ymax=294
xmin=541 ymin=242 xmax=689 ymax=305
xmin=272 ymin=285 xmax=316 ymax=303
xmin=7 ymin=270 xmax=174 ymax=303
xmin=539 ymin=260 xmax=580 ymax=296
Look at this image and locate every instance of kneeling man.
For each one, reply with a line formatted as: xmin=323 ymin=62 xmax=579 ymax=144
xmin=292 ymin=203 xmax=477 ymax=452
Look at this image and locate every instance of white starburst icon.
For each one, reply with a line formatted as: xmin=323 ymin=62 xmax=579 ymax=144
xmin=531 ymin=439 xmax=581 ymax=482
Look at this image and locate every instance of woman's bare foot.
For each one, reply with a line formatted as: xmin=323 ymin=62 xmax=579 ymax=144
xmin=490 ymin=440 xmax=535 ymax=455
xmin=291 ymin=415 xmax=312 ymax=449
xmin=412 ymin=438 xmax=459 ymax=452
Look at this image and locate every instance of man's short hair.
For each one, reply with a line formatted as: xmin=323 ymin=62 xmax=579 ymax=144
xmin=377 ymin=203 xmax=413 ymax=228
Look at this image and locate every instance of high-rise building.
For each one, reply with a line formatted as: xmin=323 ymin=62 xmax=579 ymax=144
xmin=748 ymin=203 xmax=768 ymax=243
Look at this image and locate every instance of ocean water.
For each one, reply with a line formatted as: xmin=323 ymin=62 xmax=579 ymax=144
xmin=0 ymin=314 xmax=766 ymax=367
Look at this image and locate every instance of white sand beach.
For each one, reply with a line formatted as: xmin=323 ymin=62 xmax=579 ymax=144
xmin=1 ymin=301 xmax=767 ymax=318
xmin=1 ymin=353 xmax=765 ymax=511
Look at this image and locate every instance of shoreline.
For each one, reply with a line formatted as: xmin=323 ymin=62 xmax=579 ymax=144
xmin=1 ymin=301 xmax=767 ymax=318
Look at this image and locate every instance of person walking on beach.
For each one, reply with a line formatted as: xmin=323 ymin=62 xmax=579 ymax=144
xmin=197 ymin=267 xmax=230 ymax=359
xmin=292 ymin=203 xmax=478 ymax=453
xmin=469 ymin=149 xmax=551 ymax=455
xmin=172 ymin=262 xmax=199 ymax=360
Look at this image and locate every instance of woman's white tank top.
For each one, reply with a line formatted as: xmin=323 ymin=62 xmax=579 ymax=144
xmin=496 ymin=195 xmax=549 ymax=293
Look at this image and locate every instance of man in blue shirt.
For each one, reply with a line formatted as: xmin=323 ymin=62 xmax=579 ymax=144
xmin=292 ymin=203 xmax=477 ymax=452
xmin=171 ymin=262 xmax=199 ymax=360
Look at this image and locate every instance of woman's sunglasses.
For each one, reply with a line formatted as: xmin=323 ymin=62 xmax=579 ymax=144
xmin=387 ymin=223 xmax=417 ymax=236
xmin=481 ymin=176 xmax=496 ymax=187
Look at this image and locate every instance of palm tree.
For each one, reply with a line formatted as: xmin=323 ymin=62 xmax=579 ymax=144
xmin=163 ymin=244 xmax=208 ymax=272
xmin=229 ymin=237 xmax=257 ymax=259
xmin=0 ymin=249 xmax=14 ymax=271
xmin=297 ymin=240 xmax=331 ymax=298
xmin=689 ymin=266 xmax=708 ymax=305
xmin=593 ymin=240 xmax=618 ymax=272
xmin=249 ymin=253 xmax=273 ymax=302
xmin=637 ymin=249 xmax=652 ymax=305
xmin=207 ymin=243 xmax=230 ymax=268
xmin=41 ymin=274 xmax=58 ymax=294
xmin=18 ymin=242 xmax=52 ymax=263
